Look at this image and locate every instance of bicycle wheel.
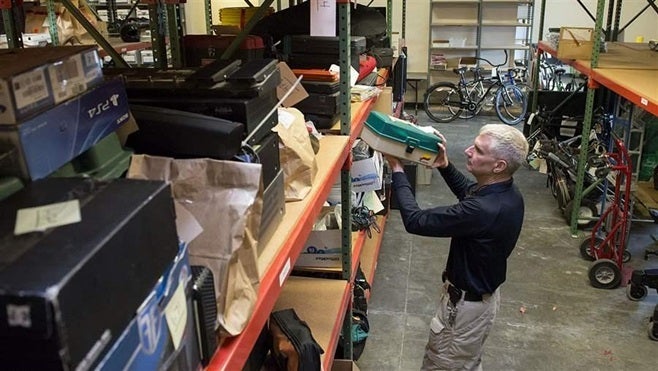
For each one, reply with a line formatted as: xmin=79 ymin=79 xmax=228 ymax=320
xmin=495 ymin=85 xmax=527 ymax=125
xmin=424 ymin=82 xmax=462 ymax=123
xmin=453 ymin=82 xmax=484 ymax=119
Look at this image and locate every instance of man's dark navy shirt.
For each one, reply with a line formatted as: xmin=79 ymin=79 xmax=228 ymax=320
xmin=391 ymin=162 xmax=524 ymax=295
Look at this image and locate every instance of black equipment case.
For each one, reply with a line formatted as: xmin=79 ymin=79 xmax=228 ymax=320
xmin=293 ymin=92 xmax=340 ymax=116
xmin=284 ymin=35 xmax=367 ymax=55
xmin=126 ymin=104 xmax=245 ymax=160
xmin=0 ymin=178 xmax=180 ymax=370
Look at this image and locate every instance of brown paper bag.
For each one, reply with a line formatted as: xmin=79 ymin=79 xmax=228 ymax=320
xmin=55 ymin=0 xmax=105 ymax=45
xmin=126 ymin=154 xmax=263 ymax=336
xmin=273 ymin=107 xmax=318 ymax=201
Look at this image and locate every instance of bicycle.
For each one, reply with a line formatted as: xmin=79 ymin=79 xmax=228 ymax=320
xmin=423 ymin=51 xmax=528 ymax=125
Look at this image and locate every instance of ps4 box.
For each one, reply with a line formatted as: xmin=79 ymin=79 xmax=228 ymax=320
xmin=94 ymin=243 xmax=202 ymax=371
xmin=0 ymin=78 xmax=130 ymax=180
xmin=0 ymin=45 xmax=104 ymax=124
xmin=0 ymin=177 xmax=180 ymax=370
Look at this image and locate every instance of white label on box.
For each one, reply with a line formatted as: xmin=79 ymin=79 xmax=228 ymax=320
xmin=141 ymin=50 xmax=154 ymax=64
xmin=14 ymin=199 xmax=81 ymax=235
xmin=6 ymin=304 xmax=31 ymax=328
xmin=310 ymin=0 xmax=336 ymax=37
xmin=164 ymin=281 xmax=187 ymax=350
xmin=280 ymin=258 xmax=291 ymax=286
xmin=49 ymin=55 xmax=85 ymax=103
xmin=13 ymin=68 xmax=49 ymax=110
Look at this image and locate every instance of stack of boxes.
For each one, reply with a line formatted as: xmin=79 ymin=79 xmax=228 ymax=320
xmin=0 ymin=46 xmax=211 ymax=369
xmin=0 ymin=46 xmax=131 ymax=189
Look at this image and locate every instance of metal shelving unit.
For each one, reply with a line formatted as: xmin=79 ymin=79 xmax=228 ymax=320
xmin=1 ymin=1 xmax=391 ymax=368
xmin=535 ymin=0 xmax=658 ymax=235
xmin=427 ymin=0 xmax=534 ymax=83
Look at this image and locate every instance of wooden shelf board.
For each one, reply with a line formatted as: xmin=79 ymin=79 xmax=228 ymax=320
xmin=290 ymin=230 xmax=366 ymax=277
xmin=359 ymin=215 xmax=387 ymax=285
xmin=537 ymin=41 xmax=658 ymax=117
xmin=483 ymin=0 xmax=533 ymax=3
xmin=274 ymin=276 xmax=351 ymax=371
xmin=433 ymin=0 xmax=480 ymax=3
xmin=482 ymin=21 xmax=531 ymax=27
xmin=430 ymin=46 xmax=479 ymax=50
xmin=480 ymin=45 xmax=529 ymax=50
xmin=431 ymin=21 xmax=479 ymax=27
xmin=207 ymin=135 xmax=349 ymax=371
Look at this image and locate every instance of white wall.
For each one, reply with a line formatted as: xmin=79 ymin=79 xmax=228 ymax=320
xmin=184 ymin=0 xmax=657 ymax=73
xmin=532 ymin=0 xmax=658 ymax=42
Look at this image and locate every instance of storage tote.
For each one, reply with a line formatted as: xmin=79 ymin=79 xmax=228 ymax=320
xmin=362 ymin=111 xmax=441 ymax=166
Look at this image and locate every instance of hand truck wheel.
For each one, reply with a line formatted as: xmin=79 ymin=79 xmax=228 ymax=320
xmin=579 ymin=237 xmax=604 ymax=261
xmin=588 ymin=258 xmax=622 ymax=289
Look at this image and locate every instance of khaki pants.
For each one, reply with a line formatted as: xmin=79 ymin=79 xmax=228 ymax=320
xmin=421 ymin=285 xmax=500 ymax=371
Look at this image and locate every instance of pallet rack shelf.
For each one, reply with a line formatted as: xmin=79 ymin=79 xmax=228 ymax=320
xmin=534 ymin=0 xmax=658 ymax=235
xmin=207 ymin=94 xmax=387 ymax=369
xmin=2 ymin=1 xmax=390 ymax=369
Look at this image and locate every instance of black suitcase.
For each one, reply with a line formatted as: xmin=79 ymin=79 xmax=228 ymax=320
xmin=372 ymin=47 xmax=394 ymax=68
xmin=294 ymin=92 xmax=340 ymax=116
xmin=305 ymin=113 xmax=339 ymax=130
xmin=128 ymin=89 xmax=278 ymax=145
xmin=287 ymin=52 xmax=360 ymax=71
xmin=126 ymin=104 xmax=245 ymax=160
xmin=111 ymin=60 xmax=280 ymax=100
xmin=301 ymin=80 xmax=340 ymax=95
xmin=284 ymin=35 xmax=367 ymax=55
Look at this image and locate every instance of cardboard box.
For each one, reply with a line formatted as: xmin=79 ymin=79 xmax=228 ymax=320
xmin=332 ymin=359 xmax=361 ymax=371
xmin=0 ymin=46 xmax=104 ymax=124
xmin=0 ymin=78 xmax=131 ymax=180
xmin=94 ymin=244 xmax=202 ymax=371
xmin=295 ymin=207 xmax=342 ymax=269
xmin=557 ymin=27 xmax=594 ymax=60
xmin=351 ymin=147 xmax=383 ymax=193
xmin=416 ymin=165 xmax=433 ymax=185
xmin=0 ymin=177 xmax=180 ymax=370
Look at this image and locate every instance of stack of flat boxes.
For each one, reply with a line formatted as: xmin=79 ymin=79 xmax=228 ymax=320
xmin=0 ymin=46 xmax=131 ymax=191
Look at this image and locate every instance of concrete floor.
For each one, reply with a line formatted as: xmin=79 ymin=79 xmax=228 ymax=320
xmin=356 ymin=113 xmax=658 ymax=370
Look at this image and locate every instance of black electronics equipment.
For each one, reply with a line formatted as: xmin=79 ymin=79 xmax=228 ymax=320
xmin=283 ymin=35 xmax=366 ymax=71
xmin=284 ymin=35 xmax=367 ymax=55
xmin=301 ymin=80 xmax=340 ymax=95
xmin=126 ymin=104 xmax=245 ymax=160
xmin=392 ymin=48 xmax=407 ymax=102
xmin=233 ymin=132 xmax=284 ymax=241
xmin=226 ymin=58 xmax=279 ymax=84
xmin=185 ymin=59 xmax=243 ymax=85
xmin=128 ymin=90 xmax=278 ymax=146
xmin=191 ymin=266 xmax=218 ymax=367
xmin=305 ymin=113 xmax=339 ymax=130
xmin=113 ymin=59 xmax=281 ymax=145
xmin=287 ymin=52 xmax=360 ymax=71
xmin=0 ymin=178 xmax=180 ymax=370
xmin=293 ymin=92 xmax=340 ymax=116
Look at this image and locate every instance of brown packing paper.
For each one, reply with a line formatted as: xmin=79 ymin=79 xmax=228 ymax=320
xmin=273 ymin=107 xmax=318 ymax=201
xmin=55 ymin=0 xmax=106 ymax=45
xmin=126 ymin=154 xmax=263 ymax=336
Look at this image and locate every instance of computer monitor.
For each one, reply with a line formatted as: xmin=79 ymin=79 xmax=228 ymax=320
xmin=126 ymin=104 xmax=245 ymax=160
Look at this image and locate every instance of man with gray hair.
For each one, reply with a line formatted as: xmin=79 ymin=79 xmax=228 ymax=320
xmin=386 ymin=124 xmax=529 ymax=370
